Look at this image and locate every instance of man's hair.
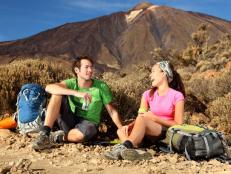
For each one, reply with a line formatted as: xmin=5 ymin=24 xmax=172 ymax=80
xmin=72 ymin=56 xmax=94 ymax=75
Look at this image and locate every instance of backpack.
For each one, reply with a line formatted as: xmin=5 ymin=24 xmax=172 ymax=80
xmin=161 ymin=124 xmax=231 ymax=162
xmin=16 ymin=83 xmax=47 ymax=134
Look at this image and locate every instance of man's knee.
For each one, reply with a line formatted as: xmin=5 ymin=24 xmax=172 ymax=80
xmin=74 ymin=122 xmax=98 ymax=142
xmin=67 ymin=129 xmax=85 ymax=142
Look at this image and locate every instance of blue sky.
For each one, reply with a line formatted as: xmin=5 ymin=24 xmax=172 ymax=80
xmin=0 ymin=0 xmax=230 ymax=42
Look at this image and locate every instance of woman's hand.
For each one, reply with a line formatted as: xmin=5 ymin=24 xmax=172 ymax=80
xmin=140 ymin=111 xmax=157 ymax=122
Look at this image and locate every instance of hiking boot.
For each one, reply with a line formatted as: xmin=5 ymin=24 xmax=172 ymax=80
xmin=121 ymin=149 xmax=152 ymax=161
xmin=32 ymin=131 xmax=54 ymax=150
xmin=32 ymin=130 xmax=65 ymax=150
xmin=104 ymin=144 xmax=127 ymax=160
xmin=52 ymin=130 xmax=65 ymax=143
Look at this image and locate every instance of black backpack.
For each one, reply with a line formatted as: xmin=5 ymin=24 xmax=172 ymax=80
xmin=161 ymin=124 xmax=231 ymax=163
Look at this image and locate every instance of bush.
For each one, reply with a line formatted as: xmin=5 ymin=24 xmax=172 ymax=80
xmin=187 ymin=67 xmax=231 ymax=104
xmin=101 ymin=64 xmax=151 ymax=121
xmin=206 ymin=92 xmax=231 ymax=134
xmin=0 ymin=59 xmax=72 ymax=113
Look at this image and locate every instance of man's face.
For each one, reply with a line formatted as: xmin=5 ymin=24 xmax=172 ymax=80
xmin=76 ymin=59 xmax=93 ymax=80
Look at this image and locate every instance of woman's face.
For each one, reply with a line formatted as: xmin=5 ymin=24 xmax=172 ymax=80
xmin=150 ymin=64 xmax=166 ymax=87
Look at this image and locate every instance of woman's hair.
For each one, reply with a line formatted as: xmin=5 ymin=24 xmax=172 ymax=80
xmin=149 ymin=61 xmax=185 ymax=97
xmin=72 ymin=55 xmax=94 ymax=75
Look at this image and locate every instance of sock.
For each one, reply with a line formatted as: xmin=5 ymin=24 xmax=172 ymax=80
xmin=41 ymin=126 xmax=51 ymax=136
xmin=123 ymin=140 xmax=134 ymax=148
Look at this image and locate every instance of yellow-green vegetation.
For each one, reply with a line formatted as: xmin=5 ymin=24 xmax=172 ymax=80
xmin=0 ymin=59 xmax=72 ymax=113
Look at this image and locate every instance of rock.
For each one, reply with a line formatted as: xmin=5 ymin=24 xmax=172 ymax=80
xmin=96 ymin=167 xmax=104 ymax=171
xmin=89 ymin=159 xmax=99 ymax=165
xmin=83 ymin=168 xmax=91 ymax=172
xmin=0 ymin=129 xmax=13 ymax=139
xmin=168 ymin=154 xmax=179 ymax=164
xmin=146 ymin=149 xmax=156 ymax=156
xmin=0 ymin=165 xmax=12 ymax=174
xmin=207 ymin=159 xmax=222 ymax=166
xmin=150 ymin=157 xmax=161 ymax=164
xmin=18 ymin=142 xmax=26 ymax=148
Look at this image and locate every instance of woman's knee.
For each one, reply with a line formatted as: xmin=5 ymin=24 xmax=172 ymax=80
xmin=136 ymin=115 xmax=145 ymax=122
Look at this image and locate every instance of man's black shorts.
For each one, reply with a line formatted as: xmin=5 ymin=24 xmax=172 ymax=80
xmin=57 ymin=96 xmax=98 ymax=141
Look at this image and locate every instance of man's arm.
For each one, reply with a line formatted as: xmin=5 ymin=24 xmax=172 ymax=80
xmin=45 ymin=81 xmax=91 ymax=100
xmin=105 ymin=103 xmax=123 ymax=129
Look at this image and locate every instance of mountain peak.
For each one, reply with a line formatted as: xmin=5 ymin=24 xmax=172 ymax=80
xmin=130 ymin=2 xmax=153 ymax=11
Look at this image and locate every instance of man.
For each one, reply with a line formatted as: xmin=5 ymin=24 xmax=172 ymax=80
xmin=32 ymin=56 xmax=123 ymax=150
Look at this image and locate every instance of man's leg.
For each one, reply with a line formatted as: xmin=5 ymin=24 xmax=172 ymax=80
xmin=58 ymin=110 xmax=98 ymax=143
xmin=44 ymin=95 xmax=62 ymax=129
xmin=67 ymin=119 xmax=98 ymax=143
xmin=66 ymin=129 xmax=85 ymax=142
xmin=32 ymin=95 xmax=63 ymax=150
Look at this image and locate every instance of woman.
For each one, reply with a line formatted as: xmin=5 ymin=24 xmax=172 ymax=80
xmin=105 ymin=60 xmax=185 ymax=160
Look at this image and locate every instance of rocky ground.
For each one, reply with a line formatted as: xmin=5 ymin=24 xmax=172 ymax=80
xmin=0 ymin=129 xmax=231 ymax=174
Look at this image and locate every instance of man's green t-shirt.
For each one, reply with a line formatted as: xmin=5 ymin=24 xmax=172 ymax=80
xmin=64 ymin=78 xmax=112 ymax=124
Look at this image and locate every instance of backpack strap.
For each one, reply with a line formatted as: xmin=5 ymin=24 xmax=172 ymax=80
xmin=184 ymin=138 xmax=192 ymax=160
xmin=158 ymin=128 xmax=177 ymax=153
xmin=202 ymin=134 xmax=211 ymax=158
xmin=216 ymin=155 xmax=231 ymax=164
xmin=168 ymin=128 xmax=180 ymax=152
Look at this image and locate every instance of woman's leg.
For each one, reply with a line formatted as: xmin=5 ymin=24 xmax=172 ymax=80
xmin=128 ymin=116 xmax=162 ymax=147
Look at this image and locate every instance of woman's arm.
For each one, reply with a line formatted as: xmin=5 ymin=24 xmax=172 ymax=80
xmin=142 ymin=100 xmax=185 ymax=127
xmin=173 ymin=100 xmax=184 ymax=124
xmin=138 ymin=96 xmax=149 ymax=113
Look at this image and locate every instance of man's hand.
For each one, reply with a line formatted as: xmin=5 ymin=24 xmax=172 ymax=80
xmin=120 ymin=122 xmax=134 ymax=136
xmin=75 ymin=92 xmax=92 ymax=104
xmin=120 ymin=125 xmax=129 ymax=136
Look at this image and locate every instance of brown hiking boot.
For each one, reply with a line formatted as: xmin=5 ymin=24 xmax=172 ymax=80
xmin=32 ymin=130 xmax=65 ymax=150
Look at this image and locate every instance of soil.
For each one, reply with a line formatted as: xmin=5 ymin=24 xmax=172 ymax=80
xmin=0 ymin=129 xmax=231 ymax=174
